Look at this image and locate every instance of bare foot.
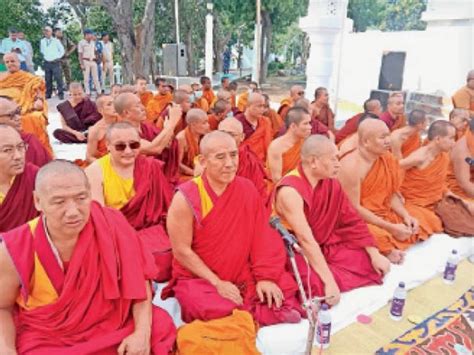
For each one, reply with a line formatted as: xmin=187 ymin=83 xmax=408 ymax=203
xmin=387 ymin=250 xmax=405 ymax=264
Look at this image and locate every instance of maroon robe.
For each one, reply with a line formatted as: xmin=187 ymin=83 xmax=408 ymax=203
xmin=21 ymin=132 xmax=52 ymax=167
xmin=237 ymin=145 xmax=270 ymax=200
xmin=335 ymin=113 xmax=363 ymax=144
xmin=1 ymin=202 xmax=176 ymax=354
xmin=140 ymin=122 xmax=180 ymax=185
xmin=120 ymin=155 xmax=173 ymax=282
xmin=276 ymin=166 xmax=383 ymax=296
xmin=162 ymin=175 xmax=303 ymax=326
xmin=0 ymin=163 xmax=39 ymax=233
xmin=313 ymin=104 xmax=335 ymax=132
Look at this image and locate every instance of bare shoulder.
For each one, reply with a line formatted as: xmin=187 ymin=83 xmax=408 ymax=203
xmin=339 ymin=153 xmax=361 ymax=182
xmin=84 ymin=159 xmax=102 ymax=180
xmin=169 ymin=191 xmax=193 ymax=218
xmin=268 ymin=136 xmax=285 ymax=154
xmin=0 ymin=241 xmax=20 ymax=305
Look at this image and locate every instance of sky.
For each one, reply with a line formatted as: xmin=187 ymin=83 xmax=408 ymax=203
xmin=40 ymin=0 xmax=55 ymax=10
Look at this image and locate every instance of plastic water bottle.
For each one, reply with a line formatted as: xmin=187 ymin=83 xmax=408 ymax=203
xmin=390 ymin=282 xmax=407 ymax=321
xmin=443 ymin=249 xmax=459 ymax=284
xmin=316 ymin=303 xmax=331 ymax=349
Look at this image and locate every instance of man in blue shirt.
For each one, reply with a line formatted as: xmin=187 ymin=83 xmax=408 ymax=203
xmin=40 ymin=26 xmax=65 ymax=100
xmin=0 ymin=28 xmax=29 ymax=71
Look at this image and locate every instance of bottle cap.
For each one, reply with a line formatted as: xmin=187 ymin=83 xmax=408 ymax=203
xmin=321 ymin=303 xmax=329 ymax=310
xmin=399 ymin=282 xmax=405 ymax=288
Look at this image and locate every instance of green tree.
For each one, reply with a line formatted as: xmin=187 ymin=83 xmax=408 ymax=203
xmin=347 ymin=0 xmax=384 ymax=32
xmin=381 ymin=0 xmax=427 ymax=31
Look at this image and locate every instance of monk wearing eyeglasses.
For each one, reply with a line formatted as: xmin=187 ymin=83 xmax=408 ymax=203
xmin=86 ymin=121 xmax=174 ymax=281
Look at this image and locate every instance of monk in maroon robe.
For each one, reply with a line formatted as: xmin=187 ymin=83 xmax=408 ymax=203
xmin=163 ymin=131 xmax=303 ymax=326
xmin=273 ymin=135 xmax=389 ymax=305
xmin=0 ymin=161 xmax=176 ymax=354
xmin=0 ymin=125 xmax=39 ymax=232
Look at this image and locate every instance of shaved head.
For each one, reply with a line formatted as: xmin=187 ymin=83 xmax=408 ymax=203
xmin=467 ymin=70 xmax=474 ymax=82
xmin=407 ymin=109 xmax=427 ymax=126
xmin=301 ymin=134 xmax=333 ymax=159
xmin=185 ymin=108 xmax=207 ymax=124
xmin=294 ymin=98 xmax=311 ymax=111
xmin=105 ymin=121 xmax=139 ymax=142
xmin=247 ymin=92 xmax=264 ymax=106
xmin=290 ymin=85 xmax=304 ymax=96
xmin=69 ymin=82 xmax=83 ymax=91
xmin=216 ymin=89 xmax=231 ymax=101
xmin=449 ymin=108 xmax=469 ymax=121
xmin=0 ymin=123 xmax=20 ymax=138
xmin=200 ymin=130 xmax=236 ymax=156
xmin=173 ymin=90 xmax=189 ymax=104
xmin=218 ymin=117 xmax=243 ymax=134
xmin=300 ymin=134 xmax=340 ymax=178
xmin=96 ymin=95 xmax=112 ymax=110
xmin=114 ymin=92 xmax=137 ymax=115
xmin=358 ymin=118 xmax=389 ymax=141
xmin=119 ymin=85 xmax=137 ymax=94
xmin=427 ymin=120 xmax=456 ymax=141
xmin=286 ymin=107 xmax=310 ymax=129
xmin=178 ymin=84 xmax=192 ymax=94
xmin=0 ymin=97 xmax=21 ymax=130
xmin=214 ymin=99 xmax=231 ymax=114
xmin=364 ymin=99 xmax=382 ymax=115
xmin=35 ymin=160 xmax=89 ymax=195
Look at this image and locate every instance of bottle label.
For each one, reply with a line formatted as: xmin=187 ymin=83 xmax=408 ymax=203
xmin=390 ymin=298 xmax=405 ymax=317
xmin=317 ymin=322 xmax=331 ymax=344
xmin=443 ymin=262 xmax=457 ymax=281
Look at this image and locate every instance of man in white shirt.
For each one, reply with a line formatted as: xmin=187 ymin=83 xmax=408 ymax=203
xmin=101 ymin=33 xmax=114 ymax=89
xmin=17 ymin=32 xmax=34 ymax=73
xmin=78 ymin=29 xmax=101 ymax=96
xmin=40 ymin=26 xmax=65 ymax=100
xmin=0 ymin=28 xmax=29 ymax=71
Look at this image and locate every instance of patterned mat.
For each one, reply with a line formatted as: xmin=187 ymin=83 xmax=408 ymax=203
xmin=376 ymin=287 xmax=473 ymax=355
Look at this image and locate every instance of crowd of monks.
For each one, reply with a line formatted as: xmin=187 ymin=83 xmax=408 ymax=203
xmin=0 ymin=51 xmax=473 ymax=353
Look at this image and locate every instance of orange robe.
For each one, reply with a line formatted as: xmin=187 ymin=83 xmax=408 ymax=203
xmin=0 ymin=71 xmax=46 ymax=114
xmin=452 ymin=85 xmax=474 ymax=117
xmin=264 ymin=109 xmax=284 ymax=138
xmin=180 ymin=127 xmax=200 ymax=180
xmin=239 ymin=115 xmax=273 ymax=163
xmin=202 ymin=89 xmax=215 ymax=109
xmin=360 ymin=152 xmax=428 ymax=254
xmin=237 ymin=92 xmax=249 ymax=112
xmin=145 ymin=92 xmax=173 ymax=123
xmin=207 ymin=113 xmax=222 ymax=131
xmin=401 ymin=153 xmax=449 ymax=236
xmin=277 ymin=97 xmax=292 ymax=121
xmin=446 ymin=129 xmax=474 ymax=200
xmin=139 ymin=91 xmax=154 ymax=108
xmin=281 ymin=140 xmax=303 ymax=177
xmin=21 ymin=111 xmax=53 ymax=157
xmin=193 ymin=97 xmax=209 ymax=113
xmin=401 ymin=131 xmax=422 ymax=158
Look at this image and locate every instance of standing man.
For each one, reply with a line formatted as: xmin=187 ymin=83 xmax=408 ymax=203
xmin=40 ymin=26 xmax=65 ymax=100
xmin=101 ymin=33 xmax=114 ymax=90
xmin=0 ymin=28 xmax=29 ymax=71
xmin=78 ymin=29 xmax=101 ymax=96
xmin=92 ymin=33 xmax=104 ymax=93
xmin=54 ymin=27 xmax=76 ymax=88
xmin=16 ymin=32 xmax=34 ymax=73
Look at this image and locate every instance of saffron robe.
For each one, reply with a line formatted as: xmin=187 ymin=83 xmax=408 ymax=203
xmin=237 ymin=92 xmax=249 ymax=112
xmin=139 ymin=91 xmax=154 ymax=108
xmin=400 ymin=152 xmax=450 ymax=236
xmin=264 ymin=109 xmax=284 ymax=138
xmin=21 ymin=132 xmax=52 ymax=167
xmin=0 ymin=202 xmax=176 ymax=354
xmin=401 ymin=131 xmax=422 ymax=158
xmin=237 ymin=145 xmax=270 ymax=201
xmin=281 ymin=140 xmax=303 ymax=178
xmin=202 ymin=89 xmax=215 ymax=110
xmin=275 ymin=166 xmax=382 ymax=295
xmin=335 ymin=113 xmax=363 ymax=144
xmin=0 ymin=70 xmax=46 ymax=114
xmin=182 ymin=127 xmax=200 ymax=173
xmin=359 ymin=152 xmax=428 ymax=254
xmin=236 ymin=114 xmax=273 ymax=162
xmin=312 ymin=104 xmax=335 ymax=132
xmin=452 ymin=85 xmax=474 ymax=118
xmin=207 ymin=113 xmax=222 ymax=131
xmin=146 ymin=93 xmax=173 ymax=124
xmin=0 ymin=163 xmax=38 ymax=233
xmin=277 ymin=98 xmax=292 ymax=121
xmin=162 ymin=175 xmax=303 ymax=326
xmin=193 ymin=97 xmax=210 ymax=113
xmin=446 ymin=129 xmax=474 ymax=201
xmin=21 ymin=111 xmax=53 ymax=157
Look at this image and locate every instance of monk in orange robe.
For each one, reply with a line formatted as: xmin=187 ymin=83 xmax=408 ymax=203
xmin=156 ymin=90 xmax=191 ymax=133
xmin=338 ymin=119 xmax=423 ymax=264
xmin=200 ymin=76 xmax=215 ymax=110
xmin=399 ymin=121 xmax=456 ymax=236
xmin=0 ymin=161 xmax=176 ymax=354
xmin=277 ymin=85 xmax=305 ymax=121
xmin=136 ymin=76 xmax=154 ymax=107
xmin=176 ymin=109 xmax=209 ymax=180
xmin=311 ymin=87 xmax=335 ymax=132
xmin=208 ymin=99 xmax=231 ymax=131
xmin=267 ymin=107 xmax=311 ymax=184
xmin=0 ymin=125 xmax=39 ymax=233
xmin=146 ymin=77 xmax=173 ymax=124
xmin=380 ymin=92 xmax=406 ymax=131
xmin=274 ymin=135 xmax=389 ymax=306
xmin=237 ymin=81 xmax=258 ymax=112
xmin=21 ymin=96 xmax=53 ymax=157
xmin=262 ymin=94 xmax=284 ymax=137
xmin=337 ymin=113 xmax=380 ymax=159
xmin=452 ymin=70 xmax=474 ymax=118
xmin=449 ymin=108 xmax=470 ymax=140
xmin=390 ymin=109 xmax=428 ymax=159
xmin=335 ymin=99 xmax=382 ymax=144
xmin=163 ymin=131 xmax=303 ymax=326
xmin=235 ymin=93 xmax=273 ymax=162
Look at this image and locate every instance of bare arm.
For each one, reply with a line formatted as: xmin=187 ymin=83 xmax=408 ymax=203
xmin=131 ymin=282 xmax=152 ymax=337
xmin=390 ymin=133 xmax=403 ymax=160
xmin=85 ymin=126 xmax=100 ymax=163
xmin=390 ymin=193 xmax=410 ymax=220
xmin=399 ymin=150 xmax=423 ymax=170
xmin=267 ymin=142 xmax=283 ymax=183
xmin=0 ymin=243 xmax=20 ymax=354
xmin=84 ymin=162 xmax=105 ymax=206
xmin=451 ymin=144 xmax=474 ymax=198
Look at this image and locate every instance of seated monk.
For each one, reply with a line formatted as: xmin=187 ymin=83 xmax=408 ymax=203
xmin=83 ymin=95 xmax=119 ymax=164
xmin=176 ymin=108 xmax=209 ymax=180
xmin=208 ymin=99 xmax=232 ymax=131
xmin=111 ymin=83 xmax=122 ymax=98
xmin=237 ymin=81 xmax=258 ymax=112
xmin=380 ymin=92 xmax=406 ymax=131
xmin=335 ymin=99 xmax=382 ymax=144
xmin=399 ymin=121 xmax=457 ymax=236
xmin=227 ymin=81 xmax=239 ymax=109
xmin=145 ymin=77 xmax=173 ymax=124
xmin=162 ymin=131 xmax=302 ymax=325
xmin=86 ymin=122 xmax=174 ymax=281
xmin=218 ymin=117 xmax=270 ymax=200
xmin=136 ymin=75 xmax=154 ymax=108
xmin=274 ymin=135 xmax=389 ymax=306
xmin=452 ymin=70 xmax=474 ymax=118
xmin=200 ymin=76 xmax=215 ymax=111
xmin=0 ymin=97 xmax=51 ymax=167
xmin=114 ymin=92 xmax=181 ymax=184
xmin=0 ymin=161 xmax=176 ymax=354
xmin=338 ymin=113 xmax=379 ymax=159
xmin=179 ymin=84 xmax=209 ymax=113
xmin=267 ymin=107 xmax=312 ymax=183
xmin=21 ymin=95 xmax=53 ymax=157
xmin=292 ymin=98 xmax=334 ymax=140
xmin=338 ymin=119 xmax=423 ymax=263
xmin=262 ymin=93 xmax=284 ymax=137
xmin=311 ymin=87 xmax=335 ymax=132
xmin=53 ymin=82 xmax=102 ymax=144
xmin=235 ymin=93 xmax=273 ymax=162
xmin=0 ymin=124 xmax=39 ymax=233
xmin=278 ymin=85 xmax=305 ymax=121
xmin=449 ymin=108 xmax=470 ymax=140
xmin=0 ymin=53 xmax=46 ymax=115
xmin=157 ymin=90 xmax=191 ymax=133
xmin=390 ymin=109 xmax=428 ymax=159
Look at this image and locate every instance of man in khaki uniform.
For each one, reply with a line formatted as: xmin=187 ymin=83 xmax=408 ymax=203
xmin=78 ymin=29 xmax=101 ymax=95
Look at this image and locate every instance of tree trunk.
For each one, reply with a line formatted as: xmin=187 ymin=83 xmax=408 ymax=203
xmin=213 ymin=15 xmax=232 ymax=74
xmin=132 ymin=0 xmax=156 ymax=79
xmin=68 ymin=2 xmax=88 ymax=30
xmin=184 ymin=22 xmax=195 ymax=76
xmin=260 ymin=10 xmax=272 ymax=83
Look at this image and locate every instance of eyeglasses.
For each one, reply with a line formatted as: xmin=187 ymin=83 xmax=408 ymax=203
xmin=113 ymin=141 xmax=141 ymax=151
xmin=297 ymin=91 xmax=305 ymax=96
xmin=0 ymin=142 xmax=28 ymax=156
xmin=0 ymin=107 xmax=21 ymax=120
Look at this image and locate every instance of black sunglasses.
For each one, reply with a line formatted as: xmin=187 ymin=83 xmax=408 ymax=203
xmin=113 ymin=141 xmax=140 ymax=151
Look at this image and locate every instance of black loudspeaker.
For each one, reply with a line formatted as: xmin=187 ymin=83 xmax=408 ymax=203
xmin=378 ymin=51 xmax=406 ymax=91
